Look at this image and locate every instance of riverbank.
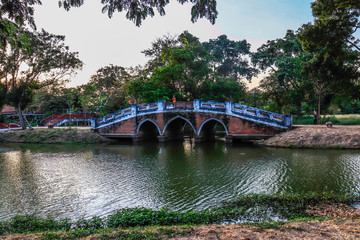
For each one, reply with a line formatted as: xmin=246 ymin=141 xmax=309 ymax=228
xmin=2 ymin=219 xmax=360 ymax=239
xmin=0 ymin=193 xmax=359 ymax=239
xmin=256 ymin=125 xmax=360 ymax=149
xmin=1 ymin=125 xmax=360 ymax=148
xmin=0 ymin=127 xmax=112 ymax=144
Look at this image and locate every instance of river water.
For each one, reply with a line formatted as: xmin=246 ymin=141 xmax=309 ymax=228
xmin=0 ymin=141 xmax=360 ymax=220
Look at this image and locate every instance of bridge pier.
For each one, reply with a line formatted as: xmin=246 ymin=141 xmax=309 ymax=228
xmin=132 ymin=135 xmax=143 ymax=142
xmin=157 ymin=135 xmax=167 ymax=143
xmin=225 ymin=135 xmax=233 ymax=143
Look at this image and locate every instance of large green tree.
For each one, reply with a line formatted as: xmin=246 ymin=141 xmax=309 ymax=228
xmin=298 ymin=1 xmax=360 ymax=121
xmin=203 ymin=35 xmax=256 ymax=81
xmin=303 ymin=51 xmax=359 ymax=122
xmin=80 ymin=64 xmax=131 ymax=115
xmin=0 ymin=29 xmax=83 ymax=129
xmin=133 ymin=31 xmax=211 ymax=102
xmin=129 ymin=32 xmax=255 ymax=103
xmin=299 ymin=0 xmax=360 ymax=56
xmin=252 ymin=30 xmax=313 ymax=116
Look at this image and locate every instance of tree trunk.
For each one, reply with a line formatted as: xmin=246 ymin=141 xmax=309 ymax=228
xmin=318 ymin=93 xmax=321 ymax=124
xmin=296 ymin=104 xmax=301 ymax=117
xmin=18 ymin=105 xmax=26 ymax=130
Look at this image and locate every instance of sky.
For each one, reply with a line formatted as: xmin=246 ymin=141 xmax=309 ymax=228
xmin=33 ymin=0 xmax=314 ymax=89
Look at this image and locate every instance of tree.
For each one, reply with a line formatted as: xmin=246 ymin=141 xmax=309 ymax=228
xmin=130 ymin=32 xmax=257 ymax=103
xmin=252 ymin=30 xmax=313 ymax=116
xmin=303 ymin=52 xmax=359 ymax=123
xmin=298 ymin=0 xmax=360 ymax=56
xmin=199 ymin=78 xmax=246 ymax=103
xmin=58 ymin=0 xmax=218 ymax=26
xmin=135 ymin=31 xmax=211 ymax=101
xmin=298 ymin=1 xmax=360 ymax=121
xmin=0 ymin=29 xmax=83 ymax=129
xmin=80 ymin=64 xmax=131 ymax=115
xmin=128 ymin=76 xmax=173 ymax=103
xmin=29 ymin=86 xmax=81 ymax=114
xmin=203 ymin=35 xmax=256 ymax=81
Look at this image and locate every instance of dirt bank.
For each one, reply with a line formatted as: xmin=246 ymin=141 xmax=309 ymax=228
xmin=0 ymin=127 xmax=112 ymax=144
xmin=256 ymin=125 xmax=360 ymax=149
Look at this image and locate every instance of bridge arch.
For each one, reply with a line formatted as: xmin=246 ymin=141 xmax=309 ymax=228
xmin=136 ymin=119 xmax=162 ymax=141
xmin=162 ymin=116 xmax=196 ymax=141
xmin=162 ymin=116 xmax=197 ymax=135
xmin=198 ymin=118 xmax=229 ymax=142
xmin=198 ymin=118 xmax=229 ymax=135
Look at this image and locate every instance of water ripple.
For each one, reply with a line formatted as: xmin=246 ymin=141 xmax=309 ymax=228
xmin=0 ymin=144 xmax=360 ymax=220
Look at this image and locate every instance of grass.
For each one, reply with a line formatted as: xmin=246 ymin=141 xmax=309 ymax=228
xmin=293 ymin=114 xmax=360 ymax=125
xmin=0 ymin=128 xmax=108 ymax=144
xmin=0 ymin=193 xmax=358 ymax=238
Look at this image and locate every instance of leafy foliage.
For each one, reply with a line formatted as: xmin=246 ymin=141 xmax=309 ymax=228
xmin=0 ymin=0 xmax=41 ymax=49
xmin=80 ymin=64 xmax=130 ymax=115
xmin=0 ymin=28 xmax=82 ymax=128
xmin=128 ymin=31 xmax=252 ymax=104
xmin=204 ymin=34 xmax=256 ymax=81
xmin=58 ymin=0 xmax=218 ymax=26
xmin=252 ymin=30 xmax=313 ymax=115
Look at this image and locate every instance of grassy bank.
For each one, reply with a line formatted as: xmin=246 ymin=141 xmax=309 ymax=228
xmin=0 ymin=128 xmax=112 ymax=144
xmin=1 ymin=193 xmax=359 ymax=239
xmin=293 ymin=114 xmax=360 ymax=125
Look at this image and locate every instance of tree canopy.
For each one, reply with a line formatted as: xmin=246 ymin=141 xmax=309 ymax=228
xmin=59 ymin=0 xmax=218 ymax=26
xmin=0 ymin=0 xmax=41 ymax=49
xmin=252 ymin=30 xmax=313 ymax=116
xmin=127 ymin=31 xmax=253 ymax=104
xmin=298 ymin=0 xmax=360 ymax=56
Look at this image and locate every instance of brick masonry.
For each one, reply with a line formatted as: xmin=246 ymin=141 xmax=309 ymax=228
xmin=98 ymin=111 xmax=284 ymax=139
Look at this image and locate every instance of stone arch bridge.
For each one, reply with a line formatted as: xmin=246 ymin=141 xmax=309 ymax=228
xmin=91 ymin=100 xmax=292 ymax=143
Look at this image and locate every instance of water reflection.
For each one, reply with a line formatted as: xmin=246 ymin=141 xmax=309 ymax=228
xmin=0 ymin=142 xmax=359 ymax=220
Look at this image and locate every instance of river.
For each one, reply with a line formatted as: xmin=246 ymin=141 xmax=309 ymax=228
xmin=0 ymin=141 xmax=359 ymax=220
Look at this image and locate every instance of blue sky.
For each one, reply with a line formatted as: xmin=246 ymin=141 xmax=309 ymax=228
xmin=34 ymin=0 xmax=314 ymax=88
xmin=217 ymin=0 xmax=313 ymax=40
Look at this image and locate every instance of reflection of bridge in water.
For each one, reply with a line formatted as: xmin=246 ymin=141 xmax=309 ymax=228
xmin=91 ymin=100 xmax=292 ymax=143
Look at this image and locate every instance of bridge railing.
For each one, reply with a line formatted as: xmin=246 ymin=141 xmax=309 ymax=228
xmin=198 ymin=101 xmax=226 ymax=112
xmin=137 ymin=102 xmax=159 ymax=112
xmin=165 ymin=101 xmax=194 ymax=109
xmin=96 ymin=106 xmax=135 ymax=125
xmin=92 ymin=99 xmax=292 ymax=129
xmin=230 ymin=102 xmax=291 ymax=127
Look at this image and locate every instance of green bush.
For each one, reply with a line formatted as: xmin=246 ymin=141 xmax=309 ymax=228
xmin=0 ymin=215 xmax=71 ymax=235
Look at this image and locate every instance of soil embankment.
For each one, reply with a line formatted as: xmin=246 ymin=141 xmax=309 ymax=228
xmin=0 ymin=127 xmax=112 ymax=144
xmin=257 ymin=125 xmax=360 ymax=149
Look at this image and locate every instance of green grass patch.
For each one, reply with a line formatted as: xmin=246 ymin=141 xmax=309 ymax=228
xmin=293 ymin=114 xmax=360 ymax=125
xmin=0 ymin=193 xmax=358 ymax=237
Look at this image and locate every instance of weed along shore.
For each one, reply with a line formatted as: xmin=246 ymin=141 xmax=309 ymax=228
xmin=0 ymin=193 xmax=360 ymax=239
xmin=0 ymin=128 xmax=112 ymax=144
xmin=256 ymin=125 xmax=360 ymax=149
xmin=1 ymin=126 xmax=360 ymax=149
